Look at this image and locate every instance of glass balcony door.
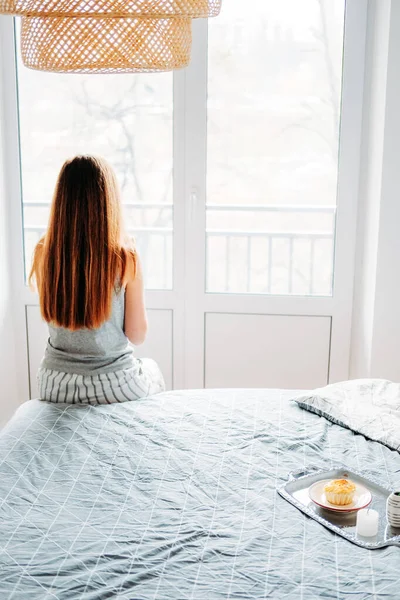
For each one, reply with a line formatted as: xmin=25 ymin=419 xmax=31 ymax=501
xmin=182 ymin=0 xmax=367 ymax=388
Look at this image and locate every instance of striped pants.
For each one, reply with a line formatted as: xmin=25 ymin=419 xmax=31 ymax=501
xmin=37 ymin=359 xmax=165 ymax=405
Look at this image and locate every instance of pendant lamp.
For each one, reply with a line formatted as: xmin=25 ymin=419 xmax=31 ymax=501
xmin=0 ymin=0 xmax=221 ymax=18
xmin=0 ymin=1 xmax=222 ymax=73
xmin=21 ymin=15 xmax=192 ymax=72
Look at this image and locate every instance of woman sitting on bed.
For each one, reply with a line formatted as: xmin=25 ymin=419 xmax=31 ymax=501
xmin=29 ymin=155 xmax=165 ymax=405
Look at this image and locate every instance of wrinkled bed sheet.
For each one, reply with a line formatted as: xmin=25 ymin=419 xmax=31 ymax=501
xmin=0 ymin=389 xmax=399 ymax=599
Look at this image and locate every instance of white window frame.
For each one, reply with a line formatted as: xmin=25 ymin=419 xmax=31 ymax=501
xmin=0 ymin=0 xmax=368 ymax=397
xmin=182 ymin=1 xmax=368 ymax=387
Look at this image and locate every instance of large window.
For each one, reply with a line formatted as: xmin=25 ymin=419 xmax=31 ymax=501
xmin=7 ymin=0 xmax=366 ymax=393
xmin=207 ymin=0 xmax=344 ymax=295
xmin=17 ymin=0 xmax=345 ymax=299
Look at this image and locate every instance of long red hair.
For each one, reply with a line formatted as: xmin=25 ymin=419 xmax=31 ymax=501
xmin=29 ymin=155 xmax=136 ymax=330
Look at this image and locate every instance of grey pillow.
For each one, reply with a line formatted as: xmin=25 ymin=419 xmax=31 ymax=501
xmin=292 ymin=379 xmax=400 ymax=452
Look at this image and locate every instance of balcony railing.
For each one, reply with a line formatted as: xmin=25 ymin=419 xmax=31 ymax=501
xmin=23 ymin=202 xmax=336 ymax=295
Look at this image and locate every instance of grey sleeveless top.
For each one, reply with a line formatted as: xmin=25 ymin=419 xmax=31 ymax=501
xmin=41 ymin=289 xmax=135 ymax=376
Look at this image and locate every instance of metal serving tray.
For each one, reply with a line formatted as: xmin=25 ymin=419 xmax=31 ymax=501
xmin=278 ymin=466 xmax=400 ymax=549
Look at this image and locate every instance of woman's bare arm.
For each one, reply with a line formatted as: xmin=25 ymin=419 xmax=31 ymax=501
xmin=124 ymin=255 xmax=148 ymax=345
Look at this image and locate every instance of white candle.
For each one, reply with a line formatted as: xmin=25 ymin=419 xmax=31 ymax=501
xmin=356 ymin=508 xmax=379 ymax=537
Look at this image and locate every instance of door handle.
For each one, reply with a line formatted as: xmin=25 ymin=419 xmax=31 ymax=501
xmin=189 ymin=190 xmax=197 ymax=223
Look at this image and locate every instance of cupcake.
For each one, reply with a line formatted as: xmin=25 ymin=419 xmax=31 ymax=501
xmin=323 ymin=479 xmax=356 ymax=506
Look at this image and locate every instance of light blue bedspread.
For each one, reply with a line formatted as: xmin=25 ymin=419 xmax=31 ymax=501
xmin=0 ymin=389 xmax=398 ymax=599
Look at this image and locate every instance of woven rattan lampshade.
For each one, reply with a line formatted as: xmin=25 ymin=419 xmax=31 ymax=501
xmin=21 ymin=15 xmax=192 ymax=72
xmin=0 ymin=0 xmax=221 ymax=17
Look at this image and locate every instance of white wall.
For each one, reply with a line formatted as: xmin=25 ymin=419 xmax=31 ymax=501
xmin=0 ymin=25 xmax=19 ymax=426
xmin=0 ymin=156 xmax=19 ymax=427
xmin=351 ymin=0 xmax=400 ymax=381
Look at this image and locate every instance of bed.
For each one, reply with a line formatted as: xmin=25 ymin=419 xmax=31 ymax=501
xmin=0 ymin=388 xmax=398 ymax=599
